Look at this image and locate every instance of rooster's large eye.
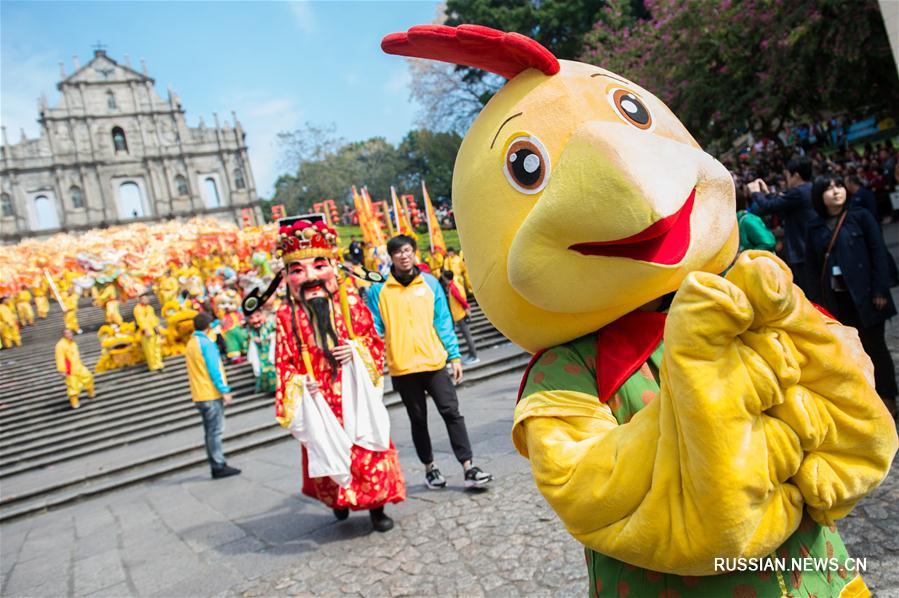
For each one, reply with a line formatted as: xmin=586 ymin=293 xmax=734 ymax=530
xmin=503 ymin=135 xmax=551 ymax=195
xmin=608 ymin=88 xmax=653 ymax=131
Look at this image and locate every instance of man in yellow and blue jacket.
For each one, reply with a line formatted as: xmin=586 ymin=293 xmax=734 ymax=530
xmin=367 ymin=234 xmax=493 ymax=490
xmin=185 ymin=312 xmax=240 ymax=479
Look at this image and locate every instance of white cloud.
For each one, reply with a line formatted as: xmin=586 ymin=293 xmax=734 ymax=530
xmin=344 ymin=71 xmax=360 ymax=86
xmin=218 ymin=91 xmax=303 ymax=199
xmin=287 ymin=1 xmax=315 ymax=34
xmin=0 ymin=49 xmax=62 ymax=140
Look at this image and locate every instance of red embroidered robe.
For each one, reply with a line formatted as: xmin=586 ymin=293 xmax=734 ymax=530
xmin=275 ymin=288 xmax=406 ymax=510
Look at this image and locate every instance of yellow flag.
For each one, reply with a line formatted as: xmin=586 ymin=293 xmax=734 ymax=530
xmin=356 ymin=186 xmax=386 ymax=247
xmin=421 ymin=181 xmax=446 ymax=256
xmin=390 ymin=186 xmax=415 ymax=236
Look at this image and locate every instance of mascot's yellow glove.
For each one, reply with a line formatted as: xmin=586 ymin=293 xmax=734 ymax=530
xmin=513 ymin=251 xmax=896 ymax=576
xmin=727 ymin=251 xmax=897 ymax=526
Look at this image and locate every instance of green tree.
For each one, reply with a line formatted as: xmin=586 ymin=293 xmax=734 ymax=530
xmin=274 ymin=124 xmax=462 ymax=214
xmin=397 ymin=129 xmax=463 ymax=204
xmin=581 ymin=0 xmax=899 ymax=149
xmin=426 ymin=0 xmax=611 ymax=131
xmin=274 ymin=132 xmax=410 ymax=212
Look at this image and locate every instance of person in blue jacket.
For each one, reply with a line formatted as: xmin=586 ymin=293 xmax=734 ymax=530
xmin=845 ymin=175 xmax=879 ymax=220
xmin=804 ymin=173 xmax=897 ymax=417
xmin=748 ymin=156 xmax=817 ymax=293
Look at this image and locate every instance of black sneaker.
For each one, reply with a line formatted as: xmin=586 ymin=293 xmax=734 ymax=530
xmin=425 ymin=467 xmax=447 ymax=489
xmin=333 ymin=508 xmax=349 ymax=521
xmin=212 ymin=465 xmax=241 ymax=479
xmin=464 ymin=466 xmax=493 ymax=488
xmin=369 ymin=507 xmax=394 ymax=532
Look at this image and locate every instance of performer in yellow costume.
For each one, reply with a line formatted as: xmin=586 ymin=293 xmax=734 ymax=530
xmin=443 ymin=248 xmax=472 ymax=295
xmin=157 ymin=275 xmax=179 ymax=306
xmin=55 ymin=329 xmax=94 ymax=408
xmin=133 ymin=292 xmax=164 ymax=371
xmin=0 ymin=297 xmax=22 ymax=348
xmin=63 ymin=291 xmax=82 ymax=334
xmin=95 ymin=284 xmax=124 ymax=325
xmin=33 ymin=280 xmax=50 ymax=319
xmin=384 ymin=24 xmax=898 ymax=597
xmin=15 ymin=288 xmax=35 ymax=326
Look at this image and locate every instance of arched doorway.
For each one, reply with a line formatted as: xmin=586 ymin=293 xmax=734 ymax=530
xmin=202 ymin=177 xmax=220 ymax=208
xmin=33 ymin=195 xmax=59 ymax=230
xmin=117 ymin=182 xmax=144 ymax=218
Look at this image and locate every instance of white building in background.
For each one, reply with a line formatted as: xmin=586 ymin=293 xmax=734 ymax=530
xmin=0 ymin=48 xmax=261 ymax=242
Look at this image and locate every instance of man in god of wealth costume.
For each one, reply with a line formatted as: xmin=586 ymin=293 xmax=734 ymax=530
xmin=272 ymin=216 xmax=405 ymax=532
xmin=383 ymin=25 xmax=897 ymax=596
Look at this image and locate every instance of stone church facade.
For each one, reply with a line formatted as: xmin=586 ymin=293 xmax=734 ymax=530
xmin=0 ymin=49 xmax=260 ymax=242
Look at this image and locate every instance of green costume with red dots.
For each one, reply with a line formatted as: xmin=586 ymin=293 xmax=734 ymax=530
xmin=521 ymin=332 xmax=863 ymax=598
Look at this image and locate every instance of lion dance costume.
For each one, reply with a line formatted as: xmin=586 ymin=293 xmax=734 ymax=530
xmin=383 ymin=25 xmax=897 ymax=596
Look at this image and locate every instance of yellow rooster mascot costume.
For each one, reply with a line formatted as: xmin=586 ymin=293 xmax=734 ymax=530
xmin=383 ymin=24 xmax=896 ymax=597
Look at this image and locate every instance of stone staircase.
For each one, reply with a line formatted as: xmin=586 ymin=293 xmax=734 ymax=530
xmin=0 ymin=296 xmax=527 ymax=523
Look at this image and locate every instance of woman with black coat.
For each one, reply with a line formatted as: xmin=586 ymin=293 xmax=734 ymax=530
xmin=805 ymin=173 xmax=897 ymax=416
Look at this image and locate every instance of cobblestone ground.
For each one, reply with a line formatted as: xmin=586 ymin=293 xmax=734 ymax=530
xmin=236 ymin=304 xmax=899 ymax=598
xmin=230 ymin=469 xmax=588 ymax=598
xmin=841 ymin=462 xmax=899 ymax=596
xmin=235 ymin=467 xmax=899 ymax=598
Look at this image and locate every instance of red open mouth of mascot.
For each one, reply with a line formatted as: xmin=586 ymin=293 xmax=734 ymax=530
xmin=569 ymin=188 xmax=695 ymax=266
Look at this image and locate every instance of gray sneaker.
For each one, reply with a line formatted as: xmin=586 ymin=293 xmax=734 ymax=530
xmin=462 ymin=356 xmax=480 ymax=365
xmin=425 ymin=467 xmax=447 ymax=489
xmin=464 ymin=466 xmax=493 ymax=488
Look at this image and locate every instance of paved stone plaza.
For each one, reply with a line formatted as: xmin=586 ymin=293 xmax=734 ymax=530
xmin=2 ymin=314 xmax=899 ymax=597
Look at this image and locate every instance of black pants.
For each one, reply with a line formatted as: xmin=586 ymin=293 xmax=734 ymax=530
xmin=834 ymin=291 xmax=898 ymax=400
xmin=456 ymin=317 xmax=477 ymax=359
xmin=391 ymin=368 xmax=473 ymax=464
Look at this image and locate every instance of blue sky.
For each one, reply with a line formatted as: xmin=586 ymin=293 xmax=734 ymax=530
xmin=0 ymin=1 xmax=442 ymax=197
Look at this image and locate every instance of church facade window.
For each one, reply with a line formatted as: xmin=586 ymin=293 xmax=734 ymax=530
xmin=175 ymin=175 xmax=189 ymax=196
xmin=234 ymin=168 xmax=246 ymax=190
xmin=33 ymin=195 xmax=59 ymax=229
xmin=202 ymin=177 xmax=221 ymax=208
xmin=70 ymin=186 xmax=84 ymax=208
xmin=1 ymin=193 xmax=13 ymax=217
xmin=112 ymin=127 xmax=128 ymax=152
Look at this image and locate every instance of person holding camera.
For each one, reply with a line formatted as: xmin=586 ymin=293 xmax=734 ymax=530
xmin=747 ymin=156 xmax=817 ymax=293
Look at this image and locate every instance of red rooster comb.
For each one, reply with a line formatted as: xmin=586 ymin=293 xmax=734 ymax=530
xmin=381 ymin=24 xmax=559 ymax=80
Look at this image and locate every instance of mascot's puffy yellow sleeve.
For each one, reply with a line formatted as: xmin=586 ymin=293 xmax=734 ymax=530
xmin=513 ymin=251 xmax=897 ymax=576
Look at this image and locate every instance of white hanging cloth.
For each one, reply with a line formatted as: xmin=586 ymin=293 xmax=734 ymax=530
xmin=283 ymin=376 xmax=353 ymax=487
xmin=341 ymin=340 xmax=391 ymax=452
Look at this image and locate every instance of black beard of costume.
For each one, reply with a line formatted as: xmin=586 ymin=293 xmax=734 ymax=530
xmin=297 ymin=286 xmax=340 ymax=372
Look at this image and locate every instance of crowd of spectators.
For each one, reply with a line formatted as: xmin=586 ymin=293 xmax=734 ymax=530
xmin=726 ymin=129 xmax=898 ymax=419
xmin=728 ymin=134 xmax=898 ymax=223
